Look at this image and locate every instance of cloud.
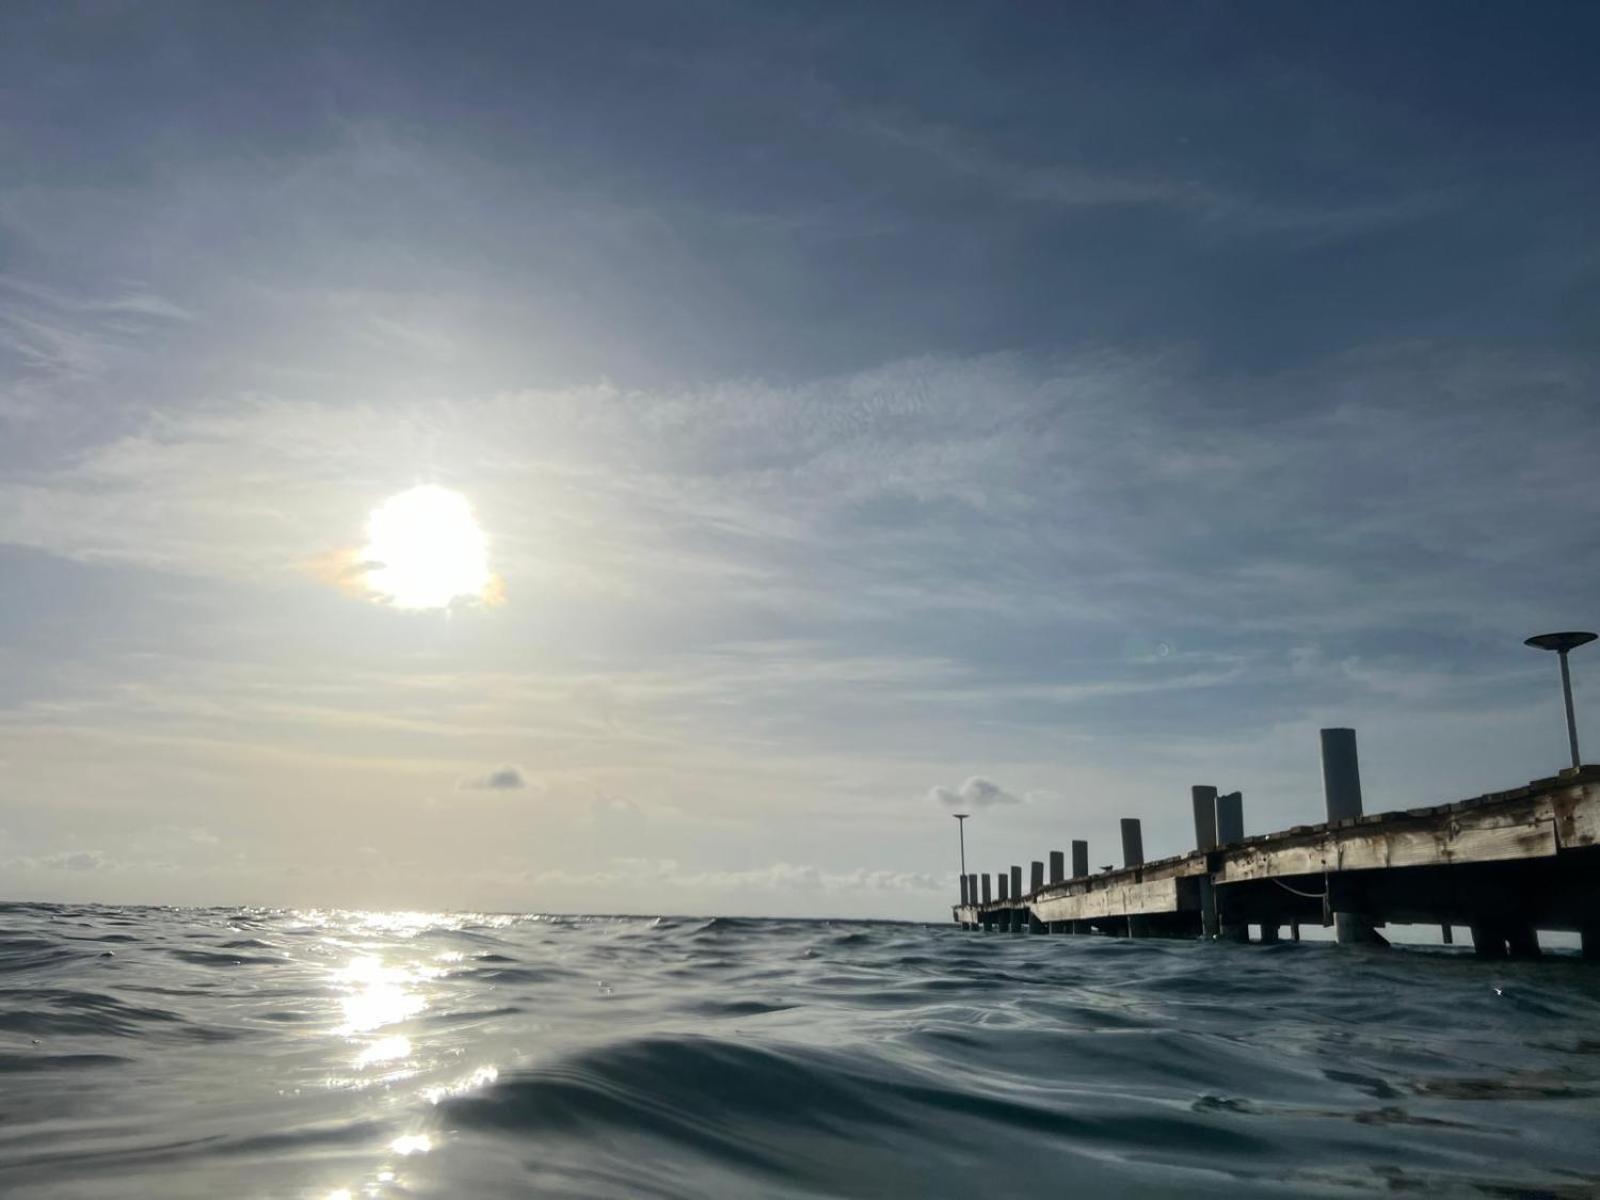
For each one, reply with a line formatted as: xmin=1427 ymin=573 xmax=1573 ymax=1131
xmin=21 ymin=849 xmax=118 ymax=872
xmin=927 ymin=775 xmax=1026 ymax=809
xmin=459 ymin=764 xmax=530 ymax=791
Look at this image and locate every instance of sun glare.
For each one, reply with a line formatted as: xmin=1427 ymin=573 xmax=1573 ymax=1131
xmin=361 ymin=485 xmax=492 ymax=610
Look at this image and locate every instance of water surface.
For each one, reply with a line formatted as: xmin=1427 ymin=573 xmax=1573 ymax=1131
xmin=2 ymin=903 xmax=1598 ymax=1197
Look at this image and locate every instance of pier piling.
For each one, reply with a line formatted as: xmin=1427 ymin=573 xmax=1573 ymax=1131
xmin=1192 ymin=786 xmax=1219 ymax=850
xmin=1031 ymin=861 xmax=1044 ymax=895
xmin=1321 ymin=728 xmax=1379 ymax=945
xmin=1071 ymin=840 xmax=1088 ymax=879
xmin=1215 ymin=791 xmax=1244 ymax=845
xmin=1120 ymin=818 xmax=1144 ymax=868
xmin=981 ymin=874 xmax=992 ymax=905
xmin=1049 ymin=850 xmax=1065 ymax=883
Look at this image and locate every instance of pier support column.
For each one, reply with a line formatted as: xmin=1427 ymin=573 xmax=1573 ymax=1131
xmin=1192 ymin=786 xmax=1218 ymax=851
xmin=1506 ymin=925 xmax=1541 ymax=958
xmin=981 ymin=874 xmax=992 ymax=905
xmin=1290 ymin=922 xmax=1301 ymax=942
xmin=1198 ymin=876 xmax=1219 ymax=940
xmin=1582 ymin=925 xmax=1600 ymax=961
xmin=1030 ymin=861 xmax=1044 ymax=896
xmin=1259 ymin=924 xmax=1281 ymax=944
xmin=1071 ymin=841 xmax=1088 ymax=879
xmin=959 ymin=876 xmax=969 ymax=907
xmin=1028 ymin=912 xmax=1046 ymax=934
xmin=1471 ymin=923 xmax=1507 ymax=959
xmin=1320 ymin=728 xmax=1380 ymax=946
xmin=1215 ymin=792 xmax=1244 ymax=846
xmin=1010 ymin=865 xmax=1023 ymax=904
xmin=1120 ymin=818 xmax=1144 ymax=868
xmin=1049 ymin=851 xmax=1065 ymax=884
xmin=1441 ymin=925 xmax=1453 ymax=945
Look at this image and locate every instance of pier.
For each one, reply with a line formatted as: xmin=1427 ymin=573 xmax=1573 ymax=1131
xmin=953 ymin=730 xmax=1600 ymax=959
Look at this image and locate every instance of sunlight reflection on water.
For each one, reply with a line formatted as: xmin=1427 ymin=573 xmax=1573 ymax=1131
xmin=333 ymin=955 xmax=430 ymax=1036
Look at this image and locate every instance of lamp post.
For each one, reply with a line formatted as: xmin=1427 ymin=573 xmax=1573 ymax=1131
xmin=951 ymin=812 xmax=969 ymax=888
xmin=1525 ymin=631 xmax=1596 ymax=770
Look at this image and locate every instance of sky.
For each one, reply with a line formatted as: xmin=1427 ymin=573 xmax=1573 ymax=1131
xmin=1 ymin=2 xmax=1598 ymax=919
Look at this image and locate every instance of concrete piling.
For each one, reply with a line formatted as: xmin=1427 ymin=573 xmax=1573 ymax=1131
xmin=997 ymin=875 xmax=1008 ymax=903
xmin=1320 ymin=728 xmax=1364 ymax=821
xmin=981 ymin=874 xmax=992 ymax=904
xmin=1198 ymin=876 xmax=1219 ymax=940
xmin=1071 ymin=840 xmax=1088 ymax=879
xmin=1215 ymin=791 xmax=1244 ymax=845
xmin=1507 ymin=924 xmax=1541 ymax=958
xmin=1320 ymin=728 xmax=1377 ymax=945
xmin=1192 ymin=786 xmax=1219 ymax=850
xmin=1010 ymin=865 xmax=1022 ymax=903
xmin=1030 ymin=861 xmax=1044 ymax=895
xmin=959 ymin=876 xmax=969 ymax=906
xmin=1120 ymin=818 xmax=1144 ymax=868
xmin=1049 ymin=850 xmax=1065 ymax=884
xmin=1471 ymin=923 xmax=1506 ymax=959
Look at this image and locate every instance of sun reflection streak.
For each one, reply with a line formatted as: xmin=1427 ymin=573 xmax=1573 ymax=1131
xmin=423 ymin=1064 xmax=499 ymax=1104
xmin=333 ymin=956 xmax=429 ymax=1036
xmin=353 ymin=1035 xmax=412 ymax=1068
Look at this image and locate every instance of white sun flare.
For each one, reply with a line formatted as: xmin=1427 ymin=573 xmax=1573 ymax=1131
xmin=361 ymin=485 xmax=492 ymax=609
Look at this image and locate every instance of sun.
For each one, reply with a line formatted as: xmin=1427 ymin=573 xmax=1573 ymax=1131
xmin=361 ymin=485 xmax=493 ymax=610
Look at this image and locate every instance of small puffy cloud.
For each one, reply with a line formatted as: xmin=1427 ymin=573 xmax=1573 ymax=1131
xmin=459 ymin=764 xmax=530 ymax=791
xmin=927 ymin=775 xmax=1025 ymax=809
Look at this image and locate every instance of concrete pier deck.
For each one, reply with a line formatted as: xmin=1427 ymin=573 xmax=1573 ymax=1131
xmin=953 ymin=765 xmax=1600 ymax=957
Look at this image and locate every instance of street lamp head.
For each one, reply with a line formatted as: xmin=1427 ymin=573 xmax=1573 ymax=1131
xmin=950 ymin=812 xmax=969 ymax=820
xmin=1525 ymin=631 xmax=1597 ymax=653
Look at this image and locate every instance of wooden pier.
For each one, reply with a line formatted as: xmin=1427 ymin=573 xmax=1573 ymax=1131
xmin=953 ymin=758 xmax=1600 ymax=959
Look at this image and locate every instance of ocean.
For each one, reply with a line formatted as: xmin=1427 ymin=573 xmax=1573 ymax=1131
xmin=1 ymin=903 xmax=1598 ymax=1198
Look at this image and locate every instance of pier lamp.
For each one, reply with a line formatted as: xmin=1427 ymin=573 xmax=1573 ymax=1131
xmin=1525 ymin=631 xmax=1596 ymax=770
xmin=951 ymin=813 xmax=969 ymax=886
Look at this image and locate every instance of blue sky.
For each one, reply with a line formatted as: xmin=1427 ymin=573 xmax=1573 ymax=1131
xmin=2 ymin=2 xmax=1597 ymax=916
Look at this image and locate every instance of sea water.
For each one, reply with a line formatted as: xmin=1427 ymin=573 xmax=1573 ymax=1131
xmin=2 ymin=903 xmax=1598 ymax=1198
